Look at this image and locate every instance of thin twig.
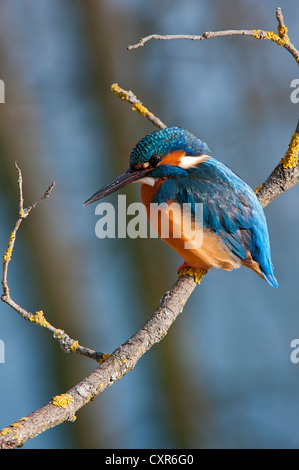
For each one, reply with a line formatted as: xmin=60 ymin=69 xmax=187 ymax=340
xmin=1 ymin=164 xmax=105 ymax=363
xmin=128 ymin=10 xmax=299 ymax=65
xmin=111 ymin=83 xmax=167 ymax=129
xmin=276 ymin=7 xmax=285 ymax=30
xmin=128 ymin=30 xmax=255 ymax=49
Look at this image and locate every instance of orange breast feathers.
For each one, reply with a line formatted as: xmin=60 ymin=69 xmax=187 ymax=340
xmin=140 ymin=150 xmax=242 ymax=272
xmin=141 ymin=180 xmax=242 ymax=272
xmin=140 ymin=179 xmax=164 ymax=209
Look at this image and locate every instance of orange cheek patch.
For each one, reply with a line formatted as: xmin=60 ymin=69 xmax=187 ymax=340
xmin=159 ymin=151 xmax=186 ymax=166
xmin=159 ymin=151 xmax=209 ymax=169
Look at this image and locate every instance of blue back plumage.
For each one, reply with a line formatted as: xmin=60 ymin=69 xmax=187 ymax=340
xmin=130 ymin=127 xmax=211 ymax=166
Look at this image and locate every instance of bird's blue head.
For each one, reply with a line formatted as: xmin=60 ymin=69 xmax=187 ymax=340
xmin=129 ymin=126 xmax=211 ymax=167
xmin=84 ymin=127 xmax=211 ymax=205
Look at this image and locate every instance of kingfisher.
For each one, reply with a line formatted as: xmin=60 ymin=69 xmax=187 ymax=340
xmin=84 ymin=127 xmax=278 ymax=288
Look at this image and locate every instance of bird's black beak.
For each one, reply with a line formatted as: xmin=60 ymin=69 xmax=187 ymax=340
xmin=84 ymin=167 xmax=151 ymax=206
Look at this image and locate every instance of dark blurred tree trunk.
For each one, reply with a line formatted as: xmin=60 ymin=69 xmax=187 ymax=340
xmin=80 ymin=0 xmax=208 ymax=448
xmin=0 ymin=3 xmax=106 ymax=449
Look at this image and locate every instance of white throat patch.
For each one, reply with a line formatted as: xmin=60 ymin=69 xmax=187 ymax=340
xmin=135 ymin=177 xmax=157 ymax=186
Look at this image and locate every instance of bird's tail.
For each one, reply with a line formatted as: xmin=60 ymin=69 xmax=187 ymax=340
xmin=262 ymin=271 xmax=279 ymax=288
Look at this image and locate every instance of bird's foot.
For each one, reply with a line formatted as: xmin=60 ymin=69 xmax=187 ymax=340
xmin=177 ymin=263 xmax=207 ymax=285
xmin=177 ymin=262 xmax=191 ymax=274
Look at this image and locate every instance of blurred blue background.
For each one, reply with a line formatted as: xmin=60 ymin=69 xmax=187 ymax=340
xmin=0 ymin=0 xmax=298 ymax=449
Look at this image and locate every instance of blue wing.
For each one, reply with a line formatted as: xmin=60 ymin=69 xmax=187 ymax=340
xmin=152 ymin=157 xmax=278 ymax=288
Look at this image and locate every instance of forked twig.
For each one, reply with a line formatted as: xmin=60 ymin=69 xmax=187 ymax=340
xmin=1 ymin=163 xmax=105 ymax=363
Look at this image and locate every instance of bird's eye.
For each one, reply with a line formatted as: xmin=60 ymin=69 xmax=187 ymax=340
xmin=149 ymin=155 xmax=161 ymax=167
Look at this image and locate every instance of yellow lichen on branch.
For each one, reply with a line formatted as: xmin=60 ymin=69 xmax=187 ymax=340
xmin=2 ymin=248 xmax=13 ymax=264
xmin=70 ymin=341 xmax=79 ymax=352
xmin=0 ymin=427 xmax=15 ymax=437
xmin=0 ymin=416 xmax=29 ymax=442
xmin=2 ymin=232 xmax=15 ymax=263
xmin=99 ymin=352 xmax=110 ymax=364
xmin=52 ymin=394 xmax=74 ymax=409
xmin=277 ymin=25 xmax=289 ymax=39
xmin=130 ymin=102 xmax=150 ymax=117
xmin=251 ymin=29 xmax=290 ymax=46
xmin=111 ymin=83 xmax=153 ymax=117
xmin=279 ymin=132 xmax=299 ymax=169
xmin=111 ymin=82 xmax=126 ymax=98
xmin=29 ymin=310 xmax=50 ymax=328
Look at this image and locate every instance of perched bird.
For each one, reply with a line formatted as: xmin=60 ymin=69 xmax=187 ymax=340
xmin=84 ymin=127 xmax=278 ymax=288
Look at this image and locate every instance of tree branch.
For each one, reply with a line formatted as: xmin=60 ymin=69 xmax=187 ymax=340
xmin=255 ymin=120 xmax=299 ymax=207
xmin=111 ymin=83 xmax=167 ymax=129
xmin=0 ymin=273 xmax=201 ymax=448
xmin=128 ymin=7 xmax=299 ymax=65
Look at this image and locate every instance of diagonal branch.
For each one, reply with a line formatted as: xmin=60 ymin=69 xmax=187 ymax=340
xmin=0 ymin=273 xmax=200 ymax=448
xmin=255 ymin=120 xmax=299 ymax=207
xmin=111 ymin=83 xmax=167 ymax=129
